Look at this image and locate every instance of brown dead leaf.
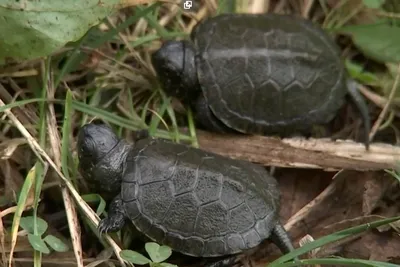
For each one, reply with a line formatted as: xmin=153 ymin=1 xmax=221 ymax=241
xmin=312 ymin=215 xmax=388 ymax=257
xmin=286 ymin=171 xmax=382 ymax=240
xmin=373 ymin=181 xmax=400 ymax=232
xmin=251 ymin=170 xmax=396 ymax=264
xmin=0 ymin=161 xmax=33 ymax=207
xmin=275 ymin=168 xmax=333 ymax=222
xmin=341 ymin=230 xmax=400 ymax=262
xmin=362 ymin=174 xmax=392 ymax=214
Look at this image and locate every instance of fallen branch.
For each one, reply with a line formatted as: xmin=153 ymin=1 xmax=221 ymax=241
xmin=196 ymin=131 xmax=399 ymax=171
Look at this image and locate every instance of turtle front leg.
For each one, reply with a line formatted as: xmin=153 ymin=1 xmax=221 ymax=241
xmin=194 ymin=95 xmax=237 ymax=134
xmin=98 ymin=194 xmax=127 ymax=234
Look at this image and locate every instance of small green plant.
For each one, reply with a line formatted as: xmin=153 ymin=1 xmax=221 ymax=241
xmin=385 ymin=166 xmax=400 ymax=184
xmin=19 ymin=216 xmax=69 ymax=254
xmin=120 ymin=242 xmax=178 ymax=267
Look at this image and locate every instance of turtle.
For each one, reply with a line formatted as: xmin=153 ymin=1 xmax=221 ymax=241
xmin=77 ymin=122 xmax=297 ymax=267
xmin=151 ymin=13 xmax=371 ymax=149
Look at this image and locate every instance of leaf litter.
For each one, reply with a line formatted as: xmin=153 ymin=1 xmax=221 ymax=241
xmin=1 ymin=0 xmax=400 ymax=267
xmin=250 ymin=170 xmax=400 ymax=266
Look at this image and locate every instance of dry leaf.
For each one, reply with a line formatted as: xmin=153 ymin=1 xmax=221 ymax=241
xmin=341 ymin=231 xmax=400 ymax=262
xmin=362 ymin=174 xmax=392 ymax=214
xmin=276 ymin=168 xmax=332 ymax=222
xmin=251 ymin=170 xmax=395 ymax=264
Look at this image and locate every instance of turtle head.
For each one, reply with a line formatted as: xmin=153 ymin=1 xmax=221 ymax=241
xmin=77 ymin=122 xmax=129 ymax=195
xmin=151 ymin=40 xmax=201 ymax=104
xmin=77 ymin=122 xmax=120 ymax=164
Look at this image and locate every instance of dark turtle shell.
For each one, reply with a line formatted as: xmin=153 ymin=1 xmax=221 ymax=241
xmin=120 ymin=137 xmax=280 ymax=257
xmin=192 ymin=13 xmax=347 ymax=134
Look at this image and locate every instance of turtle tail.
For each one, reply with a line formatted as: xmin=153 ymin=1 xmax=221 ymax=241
xmin=270 ymin=223 xmax=299 ymax=262
xmin=346 ymin=79 xmax=371 ymax=150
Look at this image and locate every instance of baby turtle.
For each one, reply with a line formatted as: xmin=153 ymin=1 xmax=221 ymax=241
xmin=77 ymin=123 xmax=296 ymax=266
xmin=151 ymin=13 xmax=371 ymax=149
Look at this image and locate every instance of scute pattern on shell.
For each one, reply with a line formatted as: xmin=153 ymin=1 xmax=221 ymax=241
xmin=120 ymin=138 xmax=280 ymax=257
xmin=192 ymin=13 xmax=347 ymax=134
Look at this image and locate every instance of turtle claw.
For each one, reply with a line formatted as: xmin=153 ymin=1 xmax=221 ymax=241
xmin=98 ymin=214 xmax=126 ymax=235
xmin=97 ymin=195 xmax=126 ymax=235
xmin=98 ymin=218 xmax=111 ymax=235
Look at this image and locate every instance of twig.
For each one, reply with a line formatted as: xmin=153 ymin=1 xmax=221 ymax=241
xmin=302 ymin=0 xmax=315 ymax=18
xmin=358 ymin=84 xmax=391 ymax=109
xmin=196 ymin=130 xmax=399 ymax=171
xmin=369 ymin=63 xmax=400 ymax=141
xmin=186 ymin=4 xmax=208 ymax=33
xmin=117 ymin=0 xmax=161 ymax=8
xmin=249 ymin=0 xmax=268 ymax=13
xmin=377 ymin=11 xmax=400 ymax=19
xmin=46 ymin=75 xmax=84 ymax=267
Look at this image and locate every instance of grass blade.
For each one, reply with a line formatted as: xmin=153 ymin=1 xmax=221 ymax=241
xmin=271 ymin=257 xmax=400 ymax=267
xmin=8 ymin=165 xmax=37 ymax=267
xmin=269 ymin=215 xmax=400 ymax=266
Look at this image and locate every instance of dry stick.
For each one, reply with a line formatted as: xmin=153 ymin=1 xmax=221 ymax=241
xmin=358 ymin=84 xmax=391 ymax=109
xmin=158 ymin=0 xmax=180 ymax=27
xmin=46 ymin=79 xmax=84 ymax=267
xmin=117 ymin=0 xmax=158 ymax=8
xmin=0 ymin=99 xmax=129 ymax=267
xmin=377 ymin=11 xmax=400 ymax=19
xmin=249 ymin=0 xmax=268 ymax=13
xmin=81 ymin=47 xmax=138 ymax=73
xmin=302 ymin=0 xmax=315 ymax=18
xmin=0 ymin=215 xmax=5 ymax=266
xmin=186 ymin=4 xmax=208 ymax=33
xmin=369 ymin=63 xmax=400 ymax=141
xmin=196 ymin=130 xmax=399 ymax=171
xmin=206 ymin=0 xmax=218 ymax=12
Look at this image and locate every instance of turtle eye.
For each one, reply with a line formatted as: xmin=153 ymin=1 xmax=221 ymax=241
xmin=79 ymin=146 xmax=89 ymax=158
xmin=80 ymin=139 xmax=95 ymax=157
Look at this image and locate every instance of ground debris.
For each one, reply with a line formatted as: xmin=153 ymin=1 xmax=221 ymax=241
xmin=249 ymin=170 xmax=400 ymax=266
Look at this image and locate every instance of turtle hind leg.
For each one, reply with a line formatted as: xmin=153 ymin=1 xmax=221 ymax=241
xmin=194 ymin=95 xmax=238 ymax=134
xmin=346 ymin=79 xmax=371 ymax=150
xmin=270 ymin=223 xmax=299 ymax=262
xmin=98 ymin=194 xmax=127 ymax=234
xmin=270 ymin=223 xmax=294 ymax=254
